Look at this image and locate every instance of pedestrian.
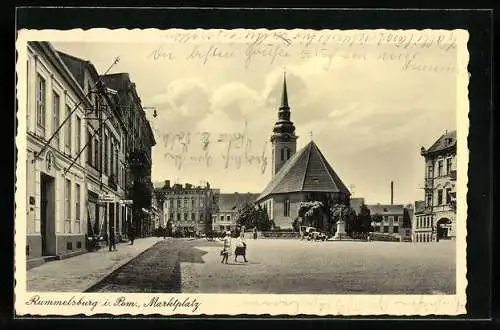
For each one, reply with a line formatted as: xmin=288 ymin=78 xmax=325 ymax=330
xmin=109 ymin=227 xmax=117 ymax=252
xmin=220 ymin=231 xmax=232 ymax=264
xmin=253 ymin=227 xmax=258 ymax=240
xmin=128 ymin=223 xmax=136 ymax=245
xmin=234 ymin=232 xmax=248 ymax=263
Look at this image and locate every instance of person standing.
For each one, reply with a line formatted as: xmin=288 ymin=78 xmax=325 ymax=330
xmin=253 ymin=227 xmax=258 ymax=240
xmin=128 ymin=222 xmax=136 ymax=245
xmin=234 ymin=232 xmax=248 ymax=262
xmin=109 ymin=226 xmax=117 ymax=252
xmin=220 ymin=231 xmax=232 ymax=264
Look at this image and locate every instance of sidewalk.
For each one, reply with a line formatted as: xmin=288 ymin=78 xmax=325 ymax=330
xmin=26 ymin=237 xmax=164 ymax=292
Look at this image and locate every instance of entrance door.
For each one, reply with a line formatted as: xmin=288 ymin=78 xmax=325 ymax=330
xmin=436 ymin=218 xmax=452 ymax=240
xmin=40 ymin=174 xmax=56 ymax=256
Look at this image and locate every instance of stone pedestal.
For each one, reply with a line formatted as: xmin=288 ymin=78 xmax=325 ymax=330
xmin=333 ymin=220 xmax=347 ymax=240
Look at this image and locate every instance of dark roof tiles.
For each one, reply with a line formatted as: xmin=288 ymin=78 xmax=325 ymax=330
xmin=257 ymin=141 xmax=350 ymax=201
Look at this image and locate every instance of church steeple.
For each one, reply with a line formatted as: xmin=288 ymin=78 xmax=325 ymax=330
xmin=270 ymin=71 xmax=298 ymax=177
xmin=280 ymin=72 xmax=289 ymax=110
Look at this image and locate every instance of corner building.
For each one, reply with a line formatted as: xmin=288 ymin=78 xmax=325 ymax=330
xmin=25 ymin=42 xmax=88 ymax=260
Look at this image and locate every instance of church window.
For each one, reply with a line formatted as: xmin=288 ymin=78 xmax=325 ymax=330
xmin=284 ymin=198 xmax=290 ymax=217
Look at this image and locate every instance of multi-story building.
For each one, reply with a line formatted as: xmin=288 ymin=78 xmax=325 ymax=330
xmin=100 ymin=73 xmax=157 ymax=238
xmin=367 ymin=204 xmax=405 ymax=236
xmin=155 ymin=180 xmax=219 ymax=235
xmin=57 ymin=51 xmax=130 ymax=244
xmin=420 ymin=130 xmax=457 ymax=241
xmin=412 ymin=200 xmax=433 ymax=242
xmin=25 ymin=42 xmax=89 ymax=264
xmin=212 ymin=193 xmax=260 ymax=233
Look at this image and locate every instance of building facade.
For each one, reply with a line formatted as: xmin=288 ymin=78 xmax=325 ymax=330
xmin=256 ymin=74 xmax=351 ymax=231
xmin=101 ymin=73 xmax=157 ymax=238
xmin=155 ymin=180 xmax=219 ymax=236
xmin=412 ymin=200 xmax=434 ymax=242
xmin=26 ymin=42 xmax=88 ymax=260
xmin=420 ymin=130 xmax=457 ymax=241
xmin=58 ymin=51 xmax=130 ymax=244
xmin=212 ymin=193 xmax=260 ymax=232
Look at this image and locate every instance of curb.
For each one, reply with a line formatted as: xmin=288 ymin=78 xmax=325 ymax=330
xmin=83 ymin=240 xmax=162 ymax=293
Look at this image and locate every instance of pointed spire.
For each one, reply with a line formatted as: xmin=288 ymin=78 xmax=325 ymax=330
xmin=280 ymin=71 xmax=289 ymax=109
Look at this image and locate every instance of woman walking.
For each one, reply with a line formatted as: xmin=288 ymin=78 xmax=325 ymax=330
xmin=234 ymin=232 xmax=248 ymax=262
xmin=220 ymin=231 xmax=232 ymax=264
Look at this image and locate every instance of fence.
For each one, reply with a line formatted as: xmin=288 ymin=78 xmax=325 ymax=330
xmin=260 ymin=231 xmax=301 ymax=239
xmin=369 ymin=232 xmax=401 ymax=242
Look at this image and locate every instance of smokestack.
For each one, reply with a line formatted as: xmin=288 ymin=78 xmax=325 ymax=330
xmin=164 ymin=180 xmax=171 ymax=189
xmin=391 ymin=181 xmax=394 ymax=205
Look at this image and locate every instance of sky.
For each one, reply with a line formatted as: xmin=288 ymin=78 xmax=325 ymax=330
xmin=51 ymin=29 xmax=459 ymax=205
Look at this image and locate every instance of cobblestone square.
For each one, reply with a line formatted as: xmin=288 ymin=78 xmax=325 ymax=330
xmin=89 ymin=238 xmax=456 ymax=294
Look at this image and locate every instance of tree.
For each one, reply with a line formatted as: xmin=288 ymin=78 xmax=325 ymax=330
xmin=236 ymin=202 xmax=271 ymax=231
xmin=298 ymin=201 xmax=324 ymax=229
xmin=358 ymin=203 xmax=373 ymax=233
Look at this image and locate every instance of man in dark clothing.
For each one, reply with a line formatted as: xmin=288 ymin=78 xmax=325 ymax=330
xmin=128 ymin=223 xmax=136 ymax=245
xmin=109 ymin=227 xmax=117 ymax=252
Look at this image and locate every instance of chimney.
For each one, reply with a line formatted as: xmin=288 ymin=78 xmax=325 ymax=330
xmin=164 ymin=180 xmax=171 ymax=189
xmin=390 ymin=181 xmax=394 ymax=205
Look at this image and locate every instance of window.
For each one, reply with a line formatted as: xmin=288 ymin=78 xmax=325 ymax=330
xmin=383 ymin=216 xmax=388 ymax=222
xmin=191 ymin=213 xmax=195 ymax=222
xmin=383 ymin=226 xmax=389 ymax=233
xmin=393 ymin=226 xmax=399 ymax=233
xmin=191 ymin=199 xmax=195 ymax=207
xmin=446 ymin=158 xmax=452 ymax=174
xmin=65 ymin=105 xmax=72 ymax=154
xmin=115 ymin=145 xmax=119 ymax=177
xmin=286 ymin=148 xmax=291 ymax=159
xmin=200 ymin=214 xmax=204 ymax=222
xmin=177 ymin=199 xmax=181 ymax=208
xmin=76 ymin=116 xmax=81 ymax=155
xmin=426 ymin=194 xmax=432 ymax=207
xmin=93 ymin=138 xmax=99 ymax=169
xmin=170 ymin=213 xmax=174 ymax=221
xmin=220 ymin=226 xmax=224 ymax=231
xmin=104 ymin=133 xmax=109 ymax=174
xmin=26 ymin=60 xmax=30 ymax=125
xmin=75 ymin=183 xmax=81 ymax=233
xmin=110 ymin=140 xmax=114 ymax=176
xmin=36 ymin=74 xmax=46 ymax=131
xmin=437 ymin=189 xmax=443 ymax=205
xmin=280 ymin=148 xmax=284 ymax=161
xmin=65 ymin=179 xmax=72 ymax=233
xmin=184 ymin=213 xmax=188 ymax=221
xmin=87 ymin=129 xmax=92 ymax=164
xmin=52 ymin=92 xmax=60 ymax=147
xmin=427 ymin=165 xmax=433 ymax=178
xmin=226 ymin=215 xmax=231 ymax=221
xmin=437 ymin=160 xmax=443 ymax=177
xmin=446 ymin=188 xmax=452 ymax=204
xmin=284 ymin=198 xmax=290 ymax=217
xmin=176 ymin=213 xmax=181 ymax=221
xmin=220 ymin=215 xmax=224 ymax=222
xmin=183 ymin=198 xmax=188 ymax=207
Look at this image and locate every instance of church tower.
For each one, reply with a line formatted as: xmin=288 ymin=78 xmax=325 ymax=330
xmin=271 ymin=72 xmax=298 ymax=176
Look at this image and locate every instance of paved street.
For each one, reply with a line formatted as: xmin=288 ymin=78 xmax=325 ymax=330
xmin=27 ymin=237 xmax=163 ymax=292
xmin=88 ymin=238 xmax=456 ymax=294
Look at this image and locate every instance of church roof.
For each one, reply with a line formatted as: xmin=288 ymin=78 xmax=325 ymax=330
xmin=256 ymin=140 xmax=350 ymax=201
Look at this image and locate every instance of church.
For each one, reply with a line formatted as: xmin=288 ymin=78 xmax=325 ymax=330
xmin=255 ymin=73 xmax=351 ymax=231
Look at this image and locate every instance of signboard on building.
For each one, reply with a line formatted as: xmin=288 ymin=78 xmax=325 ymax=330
xmin=98 ymin=194 xmax=119 ymax=203
xmin=119 ymin=200 xmax=133 ymax=205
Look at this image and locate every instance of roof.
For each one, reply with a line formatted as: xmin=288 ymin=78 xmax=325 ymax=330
xmin=414 ymin=200 xmax=426 ymax=214
xmin=101 ymin=73 xmax=157 ymax=146
xmin=256 ymin=140 xmax=350 ymax=201
xmin=216 ymin=193 xmax=260 ymax=213
xmin=424 ymin=130 xmax=456 ymax=155
xmin=366 ymin=204 xmax=404 ymax=215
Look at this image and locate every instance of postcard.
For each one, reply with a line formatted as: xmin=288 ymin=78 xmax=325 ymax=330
xmin=15 ymin=27 xmax=468 ymax=316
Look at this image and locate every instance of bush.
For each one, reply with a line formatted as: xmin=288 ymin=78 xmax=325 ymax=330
xmin=369 ymin=232 xmax=400 ymax=242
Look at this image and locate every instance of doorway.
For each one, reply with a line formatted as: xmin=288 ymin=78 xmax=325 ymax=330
xmin=40 ymin=173 xmax=56 ymax=256
xmin=436 ymin=218 xmax=452 ymax=240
